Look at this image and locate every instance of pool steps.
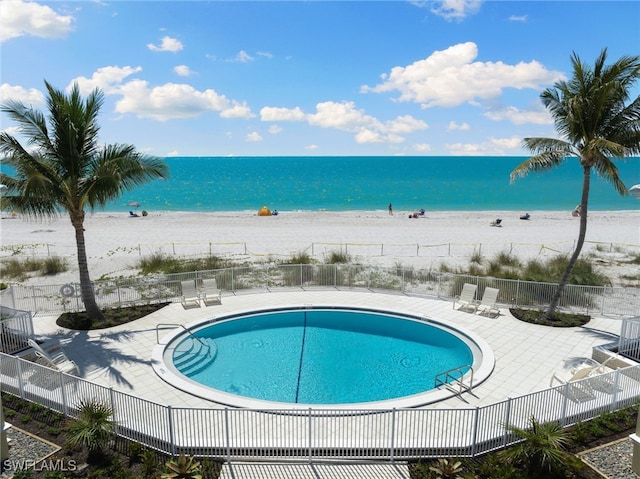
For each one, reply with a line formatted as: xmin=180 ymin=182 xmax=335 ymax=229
xmin=173 ymin=337 xmax=217 ymax=376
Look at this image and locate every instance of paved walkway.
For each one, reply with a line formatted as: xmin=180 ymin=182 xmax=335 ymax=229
xmin=31 ymin=290 xmax=625 ymax=409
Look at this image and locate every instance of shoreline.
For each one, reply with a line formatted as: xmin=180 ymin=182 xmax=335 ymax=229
xmin=1 ymin=209 xmax=639 ymax=289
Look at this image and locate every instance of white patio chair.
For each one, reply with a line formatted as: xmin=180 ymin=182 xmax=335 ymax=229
xmin=453 ymin=283 xmax=477 ymax=312
xmin=201 ymin=278 xmax=222 ymax=306
xmin=27 ymin=339 xmax=79 ymax=375
xmin=180 ymin=280 xmax=201 ymax=308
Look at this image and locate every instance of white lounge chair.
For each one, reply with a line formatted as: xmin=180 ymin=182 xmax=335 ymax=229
xmin=476 ymin=287 xmax=500 ymax=317
xmin=201 ymin=278 xmax=222 ymax=306
xmin=27 ymin=339 xmax=79 ymax=375
xmin=453 ymin=283 xmax=477 ymax=312
xmin=549 ymin=357 xmax=614 ymax=388
xmin=180 ymin=280 xmax=200 ymax=308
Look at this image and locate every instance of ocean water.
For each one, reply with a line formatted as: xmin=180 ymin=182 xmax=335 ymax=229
xmin=104 ymin=156 xmax=638 ymax=212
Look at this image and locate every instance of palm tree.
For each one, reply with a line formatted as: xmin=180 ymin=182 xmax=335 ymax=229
xmin=500 ymin=416 xmax=574 ymax=478
xmin=0 ymin=81 xmax=169 ymax=322
xmin=510 ymin=49 xmax=640 ymax=320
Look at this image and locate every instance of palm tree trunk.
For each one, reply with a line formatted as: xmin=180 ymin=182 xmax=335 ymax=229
xmin=71 ymin=212 xmax=105 ymax=322
xmin=545 ymin=165 xmax=591 ymax=320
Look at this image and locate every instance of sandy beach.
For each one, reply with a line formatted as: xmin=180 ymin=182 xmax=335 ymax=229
xmin=1 ymin=209 xmax=639 ymax=288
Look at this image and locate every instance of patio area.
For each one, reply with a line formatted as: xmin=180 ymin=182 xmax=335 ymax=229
xmin=29 ymin=289 xmax=625 ymax=410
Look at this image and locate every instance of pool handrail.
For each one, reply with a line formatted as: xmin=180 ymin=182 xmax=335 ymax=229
xmin=156 ymin=323 xmax=211 ymax=358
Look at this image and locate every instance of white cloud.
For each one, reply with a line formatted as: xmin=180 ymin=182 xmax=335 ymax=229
xmin=362 ymin=42 xmax=565 ymax=109
xmin=1 ymin=126 xmax=22 ymax=136
xmin=220 ymin=102 xmax=254 ymax=119
xmin=0 ymin=83 xmax=45 ymax=106
xmin=447 ymin=121 xmax=470 ymax=131
xmin=430 ymin=0 xmax=482 ymax=21
xmin=305 ymin=144 xmax=320 ymax=150
xmin=260 ymin=106 xmax=305 ymax=122
xmin=115 ymin=80 xmax=236 ymax=121
xmin=257 ymin=51 xmax=273 ymax=59
xmin=262 ymin=101 xmax=426 ymax=145
xmin=268 ymin=125 xmax=283 ymax=134
xmin=386 ymin=115 xmax=428 ymax=134
xmin=509 ymin=15 xmax=528 ymax=23
xmin=446 ymin=136 xmax=521 ymax=155
xmin=232 ymin=50 xmax=254 ymax=63
xmin=69 ymin=66 xmax=254 ymax=121
xmin=0 ymin=0 xmax=73 ymax=42
xmin=246 ymin=131 xmax=262 ymax=142
xmin=413 ymin=143 xmax=432 ymax=152
xmin=147 ymin=36 xmax=183 ymax=53
xmin=484 ymin=106 xmax=552 ymax=125
xmin=174 ymin=65 xmax=194 ymax=77
xmin=166 ymin=150 xmax=180 ymax=157
xmin=71 ymin=65 xmax=142 ymax=95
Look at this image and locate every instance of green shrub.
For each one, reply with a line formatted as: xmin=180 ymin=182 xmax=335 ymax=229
xmin=326 ymin=249 xmax=351 ymax=264
xmin=41 ymin=256 xmax=69 ymax=275
xmin=65 ymin=399 xmax=115 ymax=463
xmin=288 ymin=251 xmax=313 ymax=264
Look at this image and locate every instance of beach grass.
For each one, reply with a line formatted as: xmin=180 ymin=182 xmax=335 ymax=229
xmin=0 ymin=256 xmax=68 ymax=280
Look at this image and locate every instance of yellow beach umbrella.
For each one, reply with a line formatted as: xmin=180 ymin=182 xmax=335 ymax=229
xmin=258 ymin=206 xmax=272 ymax=216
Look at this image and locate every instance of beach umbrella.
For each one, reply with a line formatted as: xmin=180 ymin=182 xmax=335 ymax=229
xmin=258 ymin=206 xmax=272 ymax=216
xmin=630 ymin=184 xmax=640 ymax=199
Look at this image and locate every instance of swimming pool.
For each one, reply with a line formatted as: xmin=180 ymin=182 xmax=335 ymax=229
xmin=153 ymin=307 xmax=494 ymax=409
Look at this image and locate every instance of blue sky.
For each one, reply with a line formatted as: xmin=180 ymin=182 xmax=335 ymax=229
xmin=1 ymin=0 xmax=639 ymax=157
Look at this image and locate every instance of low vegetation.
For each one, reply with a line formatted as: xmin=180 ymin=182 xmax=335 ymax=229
xmin=4 ymin=391 xmax=634 ymax=479
xmin=0 ymin=255 xmax=69 ymax=281
xmin=57 ymin=303 xmax=170 ymax=330
xmin=409 ymin=407 xmax=638 ymax=479
xmin=136 ymin=252 xmax=238 ymax=275
xmin=441 ymin=252 xmax=611 ymax=287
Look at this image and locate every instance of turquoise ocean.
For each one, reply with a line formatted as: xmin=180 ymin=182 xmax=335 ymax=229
xmin=110 ymin=156 xmax=640 ymax=213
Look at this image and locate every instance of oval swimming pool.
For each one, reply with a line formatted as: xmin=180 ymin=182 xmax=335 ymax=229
xmin=153 ymin=307 xmax=493 ymax=409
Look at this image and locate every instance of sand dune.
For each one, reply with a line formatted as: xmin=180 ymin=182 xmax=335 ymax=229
xmin=1 ymin=209 xmax=638 ymax=287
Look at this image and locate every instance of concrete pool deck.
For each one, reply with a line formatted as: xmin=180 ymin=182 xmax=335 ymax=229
xmin=30 ymin=289 xmax=625 ymax=410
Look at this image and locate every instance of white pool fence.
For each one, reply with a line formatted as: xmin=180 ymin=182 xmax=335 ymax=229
xmin=5 ymin=265 xmax=640 ymax=317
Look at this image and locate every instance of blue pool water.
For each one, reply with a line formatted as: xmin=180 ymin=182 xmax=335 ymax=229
xmin=172 ymin=308 xmax=473 ymax=405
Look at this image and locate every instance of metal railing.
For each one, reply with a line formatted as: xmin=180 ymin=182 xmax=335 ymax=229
xmin=4 ymin=265 xmax=640 ymax=317
xmin=0 ymin=306 xmax=33 ymax=354
xmin=156 ymin=323 xmax=212 ymax=357
xmin=1 ymin=351 xmax=639 ymax=461
xmin=435 ymin=365 xmax=474 ymax=395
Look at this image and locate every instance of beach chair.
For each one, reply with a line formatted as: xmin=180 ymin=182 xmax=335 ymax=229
xmin=201 ymin=278 xmax=222 ymax=306
xmin=476 ymin=287 xmax=500 ymax=317
xmin=27 ymin=339 xmax=79 ymax=375
xmin=490 ymin=218 xmax=502 ymax=227
xmin=453 ymin=283 xmax=477 ymax=312
xmin=180 ymin=280 xmax=200 ymax=308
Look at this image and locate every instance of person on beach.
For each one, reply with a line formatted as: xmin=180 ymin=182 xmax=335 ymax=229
xmin=572 ymin=205 xmax=581 ymax=217
xmin=388 ymin=203 xmax=393 ymax=215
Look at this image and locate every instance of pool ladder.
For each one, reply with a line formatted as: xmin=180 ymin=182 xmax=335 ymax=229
xmin=434 ymin=365 xmax=474 ymax=395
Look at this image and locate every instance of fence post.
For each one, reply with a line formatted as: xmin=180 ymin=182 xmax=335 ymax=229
xmin=224 ymin=408 xmax=231 ymax=461
xmin=308 ymin=408 xmax=313 ymax=463
xmin=109 ymin=387 xmax=116 ymax=434
xmin=561 ymin=384 xmax=570 ymax=426
xmin=16 ymin=359 xmax=24 ymax=398
xmin=167 ymin=405 xmax=176 ymax=456
xmin=390 ymin=408 xmax=396 ymax=462
xmin=470 ymin=406 xmax=480 ymax=457
xmin=503 ymin=397 xmax=512 ymax=448
xmin=58 ymin=370 xmax=66 ymax=413
xmin=611 ymin=369 xmax=621 ymax=412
